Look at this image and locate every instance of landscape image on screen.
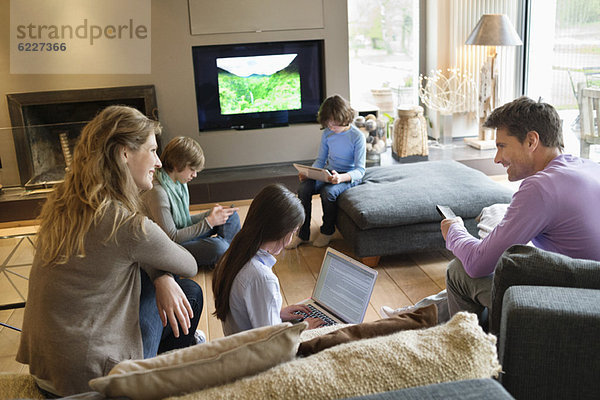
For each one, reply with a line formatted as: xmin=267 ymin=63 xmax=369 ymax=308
xmin=216 ymin=54 xmax=301 ymax=115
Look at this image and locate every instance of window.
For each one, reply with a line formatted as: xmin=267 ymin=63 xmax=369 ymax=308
xmin=525 ymin=0 xmax=600 ymax=156
xmin=526 ymin=0 xmax=600 ymax=108
xmin=347 ymin=0 xmax=420 ymax=116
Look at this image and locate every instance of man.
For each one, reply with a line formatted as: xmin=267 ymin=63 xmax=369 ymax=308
xmin=442 ymin=96 xmax=600 ymax=323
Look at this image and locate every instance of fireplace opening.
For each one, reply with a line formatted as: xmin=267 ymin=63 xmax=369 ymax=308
xmin=7 ymin=85 xmax=158 ymax=189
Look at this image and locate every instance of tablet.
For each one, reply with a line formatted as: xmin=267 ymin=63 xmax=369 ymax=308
xmin=293 ymin=163 xmax=332 ymax=182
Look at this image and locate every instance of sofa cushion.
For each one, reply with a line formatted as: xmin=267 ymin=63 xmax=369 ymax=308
xmin=165 ymin=312 xmax=501 ymax=400
xmin=491 ymin=244 xmax=600 ymax=333
xmin=298 ymin=304 xmax=437 ymax=356
xmin=89 ymin=322 xmax=307 ymax=400
xmin=299 ymin=323 xmax=352 ymax=341
xmin=338 ymin=161 xmax=513 ymax=230
xmin=499 ymin=286 xmax=600 ymax=400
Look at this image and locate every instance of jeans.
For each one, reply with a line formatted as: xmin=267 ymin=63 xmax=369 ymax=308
xmin=182 ymin=212 xmax=240 ymax=268
xmin=297 ymin=179 xmax=359 ymax=240
xmin=139 ymin=269 xmax=203 ymax=358
xmin=446 ymin=258 xmax=493 ymax=327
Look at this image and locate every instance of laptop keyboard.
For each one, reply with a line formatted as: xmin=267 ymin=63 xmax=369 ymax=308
xmin=297 ymin=304 xmax=337 ymax=326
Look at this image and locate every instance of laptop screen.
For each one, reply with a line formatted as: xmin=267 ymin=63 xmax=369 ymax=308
xmin=312 ymin=249 xmax=378 ymax=324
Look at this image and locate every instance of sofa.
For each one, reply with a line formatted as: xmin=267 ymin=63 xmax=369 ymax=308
xmin=490 ymin=245 xmax=600 ymax=400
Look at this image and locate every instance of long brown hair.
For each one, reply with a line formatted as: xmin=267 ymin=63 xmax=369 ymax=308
xmin=212 ymin=184 xmax=304 ymax=321
xmin=36 ymin=105 xmax=161 ymax=266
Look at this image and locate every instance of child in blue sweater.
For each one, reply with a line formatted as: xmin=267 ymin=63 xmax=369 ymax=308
xmin=287 ymin=94 xmax=366 ymax=248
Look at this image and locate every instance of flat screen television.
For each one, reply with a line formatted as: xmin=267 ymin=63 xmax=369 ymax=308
xmin=191 ymin=40 xmax=325 ymax=131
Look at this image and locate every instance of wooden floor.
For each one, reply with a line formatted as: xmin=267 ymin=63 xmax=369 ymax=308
xmin=0 ymin=173 xmax=513 ymax=374
xmin=190 ymin=198 xmax=454 ymax=342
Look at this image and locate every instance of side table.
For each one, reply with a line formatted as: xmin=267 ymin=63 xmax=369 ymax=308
xmin=0 ymin=226 xmax=37 ymax=331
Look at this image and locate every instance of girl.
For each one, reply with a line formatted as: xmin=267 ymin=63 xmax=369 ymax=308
xmin=287 ymin=94 xmax=366 ymax=249
xmin=212 ymin=184 xmax=323 ymax=335
xmin=17 ymin=106 xmax=202 ymax=397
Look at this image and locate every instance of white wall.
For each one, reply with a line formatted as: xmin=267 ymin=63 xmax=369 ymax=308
xmin=0 ymin=0 xmax=350 ymax=186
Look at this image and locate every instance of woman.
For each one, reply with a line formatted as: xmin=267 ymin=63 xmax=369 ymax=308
xmin=141 ymin=136 xmax=241 ymax=269
xmin=17 ymin=106 xmax=202 ymax=397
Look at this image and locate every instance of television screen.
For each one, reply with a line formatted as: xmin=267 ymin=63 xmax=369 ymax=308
xmin=192 ymin=40 xmax=324 ymax=131
xmin=217 ymin=54 xmax=301 ymax=115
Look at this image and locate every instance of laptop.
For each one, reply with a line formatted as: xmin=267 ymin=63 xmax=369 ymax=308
xmin=298 ymin=247 xmax=378 ymax=325
xmin=293 ymin=163 xmax=332 ymax=182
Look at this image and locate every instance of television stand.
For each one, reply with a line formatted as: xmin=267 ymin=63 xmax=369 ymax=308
xmin=231 ymin=122 xmax=289 ymax=130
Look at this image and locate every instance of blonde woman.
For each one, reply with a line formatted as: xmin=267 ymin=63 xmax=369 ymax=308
xmin=17 ymin=106 xmax=202 ymax=397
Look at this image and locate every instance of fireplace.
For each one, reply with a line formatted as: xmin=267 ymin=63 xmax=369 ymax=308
xmin=6 ymin=85 xmax=158 ymax=188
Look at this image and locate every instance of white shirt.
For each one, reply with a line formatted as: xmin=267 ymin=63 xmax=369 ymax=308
xmin=222 ymin=249 xmax=282 ymax=335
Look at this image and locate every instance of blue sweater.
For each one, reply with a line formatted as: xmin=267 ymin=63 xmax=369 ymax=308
xmin=312 ymin=125 xmax=366 ymax=183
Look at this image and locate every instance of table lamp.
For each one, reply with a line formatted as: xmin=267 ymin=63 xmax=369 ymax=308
xmin=464 ymin=14 xmax=522 ymax=150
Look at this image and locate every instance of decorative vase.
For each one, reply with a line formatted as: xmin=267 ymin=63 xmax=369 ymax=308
xmin=392 ymin=105 xmax=428 ymax=160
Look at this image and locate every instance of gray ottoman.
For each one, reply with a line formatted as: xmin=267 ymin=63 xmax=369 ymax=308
xmin=336 ymin=160 xmax=514 ymax=263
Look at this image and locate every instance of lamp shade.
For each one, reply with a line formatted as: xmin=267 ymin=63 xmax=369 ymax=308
xmin=465 ymin=14 xmax=523 ymax=46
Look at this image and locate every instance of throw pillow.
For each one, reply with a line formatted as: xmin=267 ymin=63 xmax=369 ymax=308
xmin=89 ymin=322 xmax=307 ymax=400
xmin=164 ymin=312 xmax=501 ymax=400
xmin=297 ymin=303 xmax=437 ymax=356
xmin=299 ymin=323 xmax=350 ymax=342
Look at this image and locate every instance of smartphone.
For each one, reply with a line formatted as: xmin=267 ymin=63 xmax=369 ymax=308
xmin=436 ymin=205 xmax=457 ymax=219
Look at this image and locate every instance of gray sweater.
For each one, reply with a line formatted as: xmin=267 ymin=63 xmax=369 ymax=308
xmin=141 ymin=181 xmax=212 ymax=244
xmin=16 ymin=205 xmax=197 ymax=396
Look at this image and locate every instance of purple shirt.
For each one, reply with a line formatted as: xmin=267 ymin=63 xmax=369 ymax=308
xmin=447 ymin=154 xmax=600 ymax=278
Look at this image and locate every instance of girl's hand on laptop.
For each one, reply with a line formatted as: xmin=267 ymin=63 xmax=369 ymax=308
xmin=280 ymin=304 xmax=312 ymax=321
xmin=298 ymin=172 xmax=308 ymax=182
xmin=304 ymin=317 xmax=326 ymax=329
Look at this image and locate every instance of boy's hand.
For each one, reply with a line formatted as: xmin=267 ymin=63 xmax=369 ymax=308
xmin=206 ymin=204 xmax=239 ymax=227
xmin=298 ymin=172 xmax=308 ymax=182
